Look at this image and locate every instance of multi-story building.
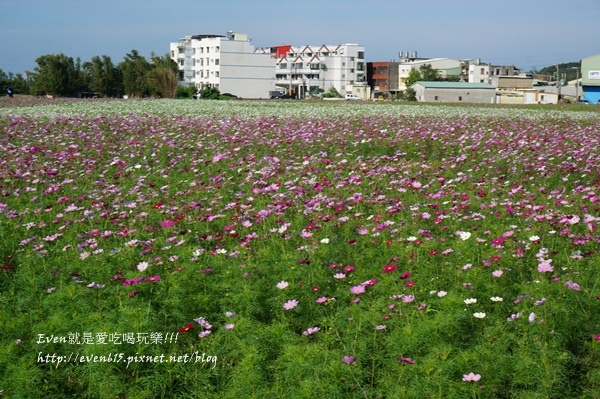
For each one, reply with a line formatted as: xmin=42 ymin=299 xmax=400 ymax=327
xmin=468 ymin=61 xmax=517 ymax=84
xmin=170 ymin=32 xmax=276 ymax=98
xmin=367 ymin=62 xmax=400 ymax=98
xmin=581 ymin=53 xmax=600 ymax=104
xmin=269 ymin=43 xmax=367 ymax=98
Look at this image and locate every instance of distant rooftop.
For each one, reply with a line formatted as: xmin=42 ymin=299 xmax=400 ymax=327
xmin=190 ymin=34 xmax=225 ymax=40
xmin=412 ymin=81 xmax=494 ymax=89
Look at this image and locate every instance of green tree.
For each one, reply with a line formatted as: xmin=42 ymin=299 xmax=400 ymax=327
xmin=82 ymin=55 xmax=122 ymax=97
xmin=404 ymin=68 xmax=422 ymax=87
xmin=119 ymin=50 xmax=152 ymax=97
xmin=419 ymin=64 xmax=441 ymax=81
xmin=1 ymin=69 xmax=31 ymax=96
xmin=147 ymin=68 xmax=178 ymax=98
xmin=31 ymin=53 xmax=81 ymax=96
xmin=147 ymin=53 xmax=179 ymax=98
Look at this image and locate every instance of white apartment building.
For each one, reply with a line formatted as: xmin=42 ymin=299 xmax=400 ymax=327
xmin=170 ymin=32 xmax=276 ymax=98
xmin=468 ymin=62 xmax=516 ymax=84
xmin=269 ymin=43 xmax=367 ymax=98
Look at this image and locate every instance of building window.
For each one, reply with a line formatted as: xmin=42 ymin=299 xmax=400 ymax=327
xmin=458 ymin=96 xmax=463 ymax=101
xmin=480 ymin=68 xmax=484 ymax=74
xmin=215 ymin=46 xmax=219 ymax=52
xmin=215 ymin=59 xmax=219 ymax=65
xmin=434 ymin=96 xmax=438 ymax=101
xmin=215 ymin=71 xmax=219 ymax=77
xmin=357 ymin=51 xmax=364 ymax=59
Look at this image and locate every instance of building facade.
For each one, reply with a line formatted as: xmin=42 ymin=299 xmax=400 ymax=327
xmin=581 ymin=54 xmax=600 ymax=104
xmin=269 ymin=43 xmax=367 ymax=98
xmin=397 ymin=58 xmax=463 ymax=90
xmin=367 ymin=62 xmax=399 ymax=98
xmin=170 ymin=32 xmax=276 ymax=98
xmin=411 ymin=81 xmax=495 ymax=103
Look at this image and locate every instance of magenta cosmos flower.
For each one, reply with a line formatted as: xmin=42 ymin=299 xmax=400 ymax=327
xmin=160 ymin=220 xmax=175 ymax=228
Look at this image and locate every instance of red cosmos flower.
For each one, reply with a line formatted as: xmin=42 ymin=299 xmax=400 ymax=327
xmin=178 ymin=323 xmax=194 ymax=333
xmin=400 ymin=271 xmax=411 ymax=280
xmin=2 ymin=262 xmax=14 ymax=271
xmin=405 ymin=280 xmax=416 ymax=287
xmin=382 ymin=263 xmax=398 ymax=274
xmin=490 ymin=256 xmax=502 ymax=262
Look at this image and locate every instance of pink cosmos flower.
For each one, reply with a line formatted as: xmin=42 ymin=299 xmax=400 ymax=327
xmin=350 ymin=285 xmax=365 ymax=295
xmin=161 ymin=220 xmax=175 ymax=228
xmin=283 ymin=299 xmax=298 ymax=310
xmin=492 ymin=269 xmax=503 ymax=278
xmin=537 ymin=260 xmax=553 ymax=273
xmin=463 ymin=372 xmax=481 ymax=382
xmin=303 ymin=327 xmax=320 ymax=336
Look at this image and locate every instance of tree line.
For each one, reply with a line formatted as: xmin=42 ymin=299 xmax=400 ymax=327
xmin=1 ymin=50 xmax=183 ymax=98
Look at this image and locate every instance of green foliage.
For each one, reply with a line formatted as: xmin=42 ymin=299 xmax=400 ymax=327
xmin=31 ymin=53 xmax=82 ymax=96
xmin=119 ymin=50 xmax=153 ymax=98
xmin=199 ymin=86 xmax=221 ymax=100
xmin=176 ymin=85 xmax=196 ymax=99
xmin=0 ymin=101 xmax=599 ymax=398
xmin=81 ymin=55 xmax=122 ymax=97
xmin=322 ymin=86 xmax=342 ymax=98
xmin=535 ymin=62 xmax=581 ymax=81
xmin=0 ymin=69 xmax=31 ymax=96
xmin=147 ymin=68 xmax=178 ymax=98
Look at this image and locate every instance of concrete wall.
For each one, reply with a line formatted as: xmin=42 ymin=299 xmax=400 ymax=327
xmin=414 ymin=86 xmax=495 ymax=103
xmin=523 ymin=91 xmax=558 ymax=104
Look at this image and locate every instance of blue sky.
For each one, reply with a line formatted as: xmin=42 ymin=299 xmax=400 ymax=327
xmin=2 ymin=0 xmax=598 ymax=74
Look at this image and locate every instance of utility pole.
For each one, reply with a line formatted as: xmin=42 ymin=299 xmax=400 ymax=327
xmin=572 ymin=67 xmax=580 ymax=101
xmin=556 ymin=64 xmax=561 ymax=98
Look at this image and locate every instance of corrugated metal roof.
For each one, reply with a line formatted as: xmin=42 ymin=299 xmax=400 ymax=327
xmin=412 ymin=81 xmax=494 ymax=89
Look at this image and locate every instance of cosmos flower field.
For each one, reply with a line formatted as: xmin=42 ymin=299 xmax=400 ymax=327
xmin=1 ymin=98 xmax=599 ymax=398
